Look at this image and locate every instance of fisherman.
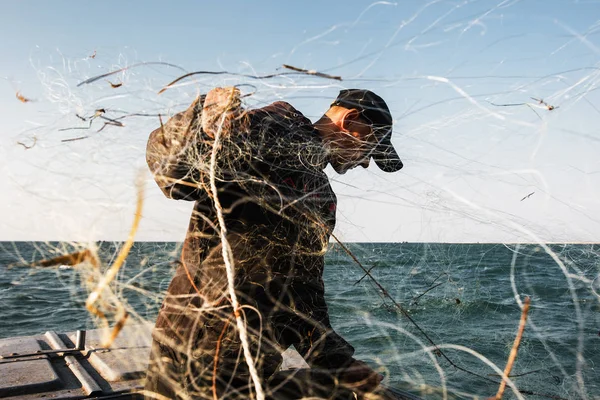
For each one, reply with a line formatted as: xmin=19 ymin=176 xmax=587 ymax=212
xmin=144 ymin=87 xmax=403 ymax=399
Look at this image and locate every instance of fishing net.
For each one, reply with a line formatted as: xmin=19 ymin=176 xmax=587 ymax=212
xmin=2 ymin=1 xmax=599 ymax=399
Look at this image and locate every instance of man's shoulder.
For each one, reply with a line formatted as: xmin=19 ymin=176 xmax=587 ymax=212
xmin=249 ymin=101 xmax=311 ymax=126
xmin=259 ymin=100 xmax=301 ymax=114
xmin=244 ymin=101 xmax=325 ymax=169
xmin=245 ymin=101 xmax=318 ymax=144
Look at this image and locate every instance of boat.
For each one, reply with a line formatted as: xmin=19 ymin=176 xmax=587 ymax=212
xmin=0 ymin=323 xmax=423 ymax=399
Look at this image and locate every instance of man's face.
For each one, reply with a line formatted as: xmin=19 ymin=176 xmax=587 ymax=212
xmin=328 ymin=118 xmax=376 ymax=174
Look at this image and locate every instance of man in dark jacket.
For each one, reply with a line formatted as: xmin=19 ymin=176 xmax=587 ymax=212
xmin=144 ymin=87 xmax=403 ymax=400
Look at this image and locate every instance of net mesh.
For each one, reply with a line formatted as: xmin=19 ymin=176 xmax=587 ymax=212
xmin=2 ymin=1 xmax=600 ymax=399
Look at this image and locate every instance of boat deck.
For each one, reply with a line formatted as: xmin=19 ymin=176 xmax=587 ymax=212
xmin=0 ymin=324 xmax=422 ymax=399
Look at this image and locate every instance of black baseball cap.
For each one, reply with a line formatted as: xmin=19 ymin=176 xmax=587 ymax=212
xmin=331 ymin=89 xmax=403 ymax=172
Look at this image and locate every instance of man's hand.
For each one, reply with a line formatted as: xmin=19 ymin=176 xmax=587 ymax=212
xmin=339 ymin=359 xmax=383 ymax=393
xmin=201 ymin=87 xmax=245 ymax=138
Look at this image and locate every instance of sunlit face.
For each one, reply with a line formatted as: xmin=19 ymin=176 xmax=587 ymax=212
xmin=328 ymin=118 xmax=376 ymax=174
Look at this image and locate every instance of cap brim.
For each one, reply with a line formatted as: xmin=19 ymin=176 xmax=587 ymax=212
xmin=373 ymin=136 xmax=403 ymax=172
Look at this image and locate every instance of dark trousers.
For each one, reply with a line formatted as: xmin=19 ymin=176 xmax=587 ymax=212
xmin=144 ymin=339 xmax=357 ymax=400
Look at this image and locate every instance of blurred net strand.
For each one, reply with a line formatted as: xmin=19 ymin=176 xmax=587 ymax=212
xmin=592 ymin=275 xmax=600 ymax=300
xmin=410 ymin=275 xmax=447 ymax=305
xmin=370 ymin=319 xmax=450 ymax=399
xmin=451 ymin=192 xmax=589 ymax=399
xmin=58 ymin=108 xmax=126 ymax=136
xmin=426 ymin=75 xmax=507 ymax=121
xmin=281 ymin=64 xmax=342 ymax=81
xmin=108 ymin=81 xmax=123 ymax=88
xmin=494 ymin=296 xmax=530 ymax=400
xmin=353 ymin=264 xmax=377 ymax=285
xmin=156 ymin=64 xmax=343 ymax=95
xmin=212 ymin=319 xmax=232 ymax=400
xmin=58 ymin=108 xmax=166 ymax=142
xmin=487 ymin=368 xmax=544 ymax=379
xmin=487 ymin=97 xmax=560 ymax=120
xmin=335 ymin=237 xmax=574 ymax=400
xmin=8 ymin=248 xmax=98 ymax=269
xmin=60 ymin=111 xmax=164 ymax=140
xmin=207 ymin=89 xmax=265 ymax=400
xmin=507 ymin=245 xmax=576 ymax=398
xmin=16 ymin=135 xmax=37 ymax=150
xmin=16 ymin=90 xmax=34 ymax=103
xmin=331 ymin=233 xmax=499 ymax=384
xmin=85 ymin=175 xmax=145 ymax=348
xmin=438 ymin=344 xmax=526 ymax=400
xmin=76 ymin=61 xmax=187 ymax=87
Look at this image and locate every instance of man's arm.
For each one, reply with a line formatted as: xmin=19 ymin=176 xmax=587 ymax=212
xmin=146 ymin=96 xmax=208 ymax=200
xmin=288 ymin=276 xmax=355 ymax=369
xmin=280 ymin=275 xmax=382 ymax=392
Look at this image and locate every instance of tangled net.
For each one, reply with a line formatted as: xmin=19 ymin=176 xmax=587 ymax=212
xmin=2 ymin=1 xmax=600 ymax=399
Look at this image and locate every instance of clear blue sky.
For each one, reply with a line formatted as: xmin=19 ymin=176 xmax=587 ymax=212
xmin=1 ymin=0 xmax=599 ymax=242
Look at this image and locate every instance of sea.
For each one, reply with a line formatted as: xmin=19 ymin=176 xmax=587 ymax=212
xmin=1 ymin=242 xmax=599 ymax=399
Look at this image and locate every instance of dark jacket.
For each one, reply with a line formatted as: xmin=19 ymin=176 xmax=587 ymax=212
xmin=146 ymin=97 xmax=355 ymax=376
